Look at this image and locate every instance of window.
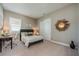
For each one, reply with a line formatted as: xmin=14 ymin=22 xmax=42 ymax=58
xmin=9 ymin=17 xmax=21 ymax=32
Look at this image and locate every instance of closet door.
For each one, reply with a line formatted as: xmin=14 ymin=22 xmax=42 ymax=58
xmin=40 ymin=19 xmax=51 ymax=40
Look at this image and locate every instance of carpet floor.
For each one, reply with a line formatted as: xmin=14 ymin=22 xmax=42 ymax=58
xmin=0 ymin=40 xmax=78 ymax=56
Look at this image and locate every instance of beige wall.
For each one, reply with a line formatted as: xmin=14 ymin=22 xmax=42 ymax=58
xmin=3 ymin=10 xmax=37 ymax=30
xmin=77 ymin=4 xmax=79 ymax=54
xmin=38 ymin=4 xmax=78 ymax=45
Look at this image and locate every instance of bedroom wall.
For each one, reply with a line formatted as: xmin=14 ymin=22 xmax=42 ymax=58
xmin=77 ymin=4 xmax=79 ymax=54
xmin=38 ymin=4 xmax=77 ymax=46
xmin=3 ymin=9 xmax=37 ymax=30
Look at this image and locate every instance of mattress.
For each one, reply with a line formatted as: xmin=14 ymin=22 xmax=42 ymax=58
xmin=21 ymin=35 xmax=43 ymax=47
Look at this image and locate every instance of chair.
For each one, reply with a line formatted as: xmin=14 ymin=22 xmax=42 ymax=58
xmin=10 ymin=31 xmax=18 ymax=46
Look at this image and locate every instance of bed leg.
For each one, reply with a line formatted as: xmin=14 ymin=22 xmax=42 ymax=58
xmin=27 ymin=44 xmax=30 ymax=48
xmin=42 ymin=39 xmax=43 ymax=42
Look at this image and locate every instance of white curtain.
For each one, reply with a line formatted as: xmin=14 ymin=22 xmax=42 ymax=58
xmin=9 ymin=17 xmax=21 ymax=40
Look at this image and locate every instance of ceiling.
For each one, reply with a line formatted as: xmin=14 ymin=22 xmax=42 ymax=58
xmin=2 ymin=3 xmax=71 ymax=19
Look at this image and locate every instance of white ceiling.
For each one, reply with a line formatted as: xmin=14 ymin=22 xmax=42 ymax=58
xmin=2 ymin=3 xmax=71 ymax=19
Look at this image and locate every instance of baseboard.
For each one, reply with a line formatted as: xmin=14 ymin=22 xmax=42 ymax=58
xmin=46 ymin=40 xmax=70 ymax=47
xmin=78 ymin=48 xmax=79 ymax=55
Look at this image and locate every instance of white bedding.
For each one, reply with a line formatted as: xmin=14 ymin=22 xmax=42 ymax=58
xmin=22 ymin=35 xmax=43 ymax=47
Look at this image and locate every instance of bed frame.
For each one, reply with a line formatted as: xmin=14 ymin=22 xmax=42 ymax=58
xmin=20 ymin=29 xmax=34 ymax=41
xmin=20 ymin=29 xmax=43 ymax=47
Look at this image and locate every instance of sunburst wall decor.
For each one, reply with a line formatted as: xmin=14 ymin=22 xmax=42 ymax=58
xmin=55 ymin=19 xmax=70 ymax=31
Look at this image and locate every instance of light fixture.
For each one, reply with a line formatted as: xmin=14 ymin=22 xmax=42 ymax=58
xmin=58 ymin=22 xmax=65 ymax=28
xmin=32 ymin=27 xmax=39 ymax=35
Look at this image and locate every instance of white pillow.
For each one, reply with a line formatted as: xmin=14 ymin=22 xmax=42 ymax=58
xmin=21 ymin=32 xmax=28 ymax=36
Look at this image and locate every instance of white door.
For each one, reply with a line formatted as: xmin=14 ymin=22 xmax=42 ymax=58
xmin=40 ymin=19 xmax=51 ymax=40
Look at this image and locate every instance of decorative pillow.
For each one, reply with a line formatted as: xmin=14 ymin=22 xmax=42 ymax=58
xmin=27 ymin=34 xmax=33 ymax=36
xmin=25 ymin=33 xmax=28 ymax=36
xmin=21 ymin=32 xmax=33 ymax=36
xmin=21 ymin=32 xmax=28 ymax=36
xmin=27 ymin=32 xmax=33 ymax=36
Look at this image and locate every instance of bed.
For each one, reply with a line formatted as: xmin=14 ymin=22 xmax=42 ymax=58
xmin=20 ymin=29 xmax=43 ymax=47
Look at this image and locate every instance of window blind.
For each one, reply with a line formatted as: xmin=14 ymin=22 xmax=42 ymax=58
xmin=9 ymin=17 xmax=21 ymax=32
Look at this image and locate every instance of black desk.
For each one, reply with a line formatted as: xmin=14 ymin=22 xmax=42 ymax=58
xmin=0 ymin=36 xmax=13 ymax=52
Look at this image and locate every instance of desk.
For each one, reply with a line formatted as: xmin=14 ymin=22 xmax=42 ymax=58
xmin=0 ymin=36 xmax=13 ymax=52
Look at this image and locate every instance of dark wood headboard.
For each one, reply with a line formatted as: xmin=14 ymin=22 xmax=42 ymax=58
xmin=20 ymin=29 xmax=34 ymax=41
xmin=20 ymin=29 xmax=33 ymax=32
